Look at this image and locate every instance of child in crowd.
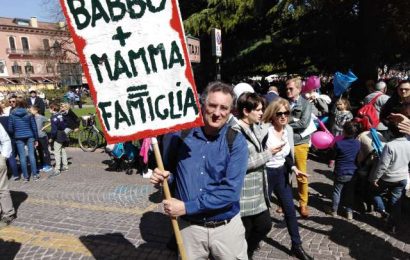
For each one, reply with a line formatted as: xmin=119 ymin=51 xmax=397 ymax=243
xmin=369 ymin=104 xmax=410 ymax=234
xmin=30 ymin=105 xmax=53 ymax=172
xmin=329 ymin=98 xmax=354 ymax=168
xmin=60 ymin=103 xmax=80 ymax=135
xmin=49 ymin=103 xmax=69 ymax=176
xmin=330 ymin=121 xmax=361 ymax=220
xmin=331 ymin=98 xmax=353 ymax=136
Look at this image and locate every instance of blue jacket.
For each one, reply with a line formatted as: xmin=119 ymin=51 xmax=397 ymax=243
xmin=8 ymin=108 xmax=38 ymax=140
xmin=50 ymin=112 xmax=67 ymax=143
xmin=334 ymin=138 xmax=360 ymax=176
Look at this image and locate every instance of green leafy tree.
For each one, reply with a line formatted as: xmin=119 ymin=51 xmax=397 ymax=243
xmin=181 ymin=0 xmax=410 ymax=89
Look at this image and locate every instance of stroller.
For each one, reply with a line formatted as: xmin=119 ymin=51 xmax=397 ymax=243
xmin=105 ymin=141 xmax=139 ymax=174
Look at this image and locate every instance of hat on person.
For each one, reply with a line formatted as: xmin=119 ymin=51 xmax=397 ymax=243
xmin=375 ymin=81 xmax=387 ymax=91
xmin=233 ymin=83 xmax=254 ymax=100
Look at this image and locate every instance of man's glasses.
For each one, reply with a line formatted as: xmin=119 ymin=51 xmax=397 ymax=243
xmin=276 ymin=111 xmax=290 ymax=117
xmin=9 ymin=100 xmax=16 ymax=103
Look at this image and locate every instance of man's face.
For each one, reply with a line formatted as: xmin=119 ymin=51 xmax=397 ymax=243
xmin=203 ymin=91 xmax=233 ymax=134
xmin=398 ymin=83 xmax=410 ymax=100
xmin=9 ymin=98 xmax=16 ymax=108
xmin=286 ymin=81 xmax=301 ymax=101
xmin=30 ymin=91 xmax=36 ymax=97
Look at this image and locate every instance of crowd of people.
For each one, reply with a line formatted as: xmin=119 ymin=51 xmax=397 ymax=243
xmin=0 ymin=89 xmax=82 ymax=227
xmin=151 ymin=77 xmax=410 ymax=260
xmin=0 ymin=76 xmax=409 ymax=259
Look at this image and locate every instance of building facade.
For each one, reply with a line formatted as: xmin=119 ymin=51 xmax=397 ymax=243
xmin=0 ymin=16 xmax=82 ymax=91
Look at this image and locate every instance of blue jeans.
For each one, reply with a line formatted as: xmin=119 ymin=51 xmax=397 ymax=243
xmin=332 ymin=174 xmax=355 ymax=213
xmin=373 ymin=179 xmax=407 ymax=226
xmin=15 ymin=138 xmax=38 ymax=180
xmin=7 ymin=139 xmax=19 ymax=178
xmin=267 ymin=166 xmax=302 ymax=246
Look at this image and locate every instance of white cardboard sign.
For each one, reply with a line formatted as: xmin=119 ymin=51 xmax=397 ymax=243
xmin=60 ymin=0 xmax=203 ymax=143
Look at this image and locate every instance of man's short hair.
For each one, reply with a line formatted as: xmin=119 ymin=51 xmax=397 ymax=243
xmin=200 ymin=81 xmax=235 ymax=108
xmin=286 ymin=77 xmax=303 ymax=89
xmin=375 ymin=81 xmax=386 ymax=91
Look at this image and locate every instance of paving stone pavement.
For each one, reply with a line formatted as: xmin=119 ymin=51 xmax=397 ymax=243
xmin=0 ymin=147 xmax=409 ymax=260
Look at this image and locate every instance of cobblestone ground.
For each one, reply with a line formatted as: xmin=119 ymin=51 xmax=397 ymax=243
xmin=0 ymin=148 xmax=409 ymax=260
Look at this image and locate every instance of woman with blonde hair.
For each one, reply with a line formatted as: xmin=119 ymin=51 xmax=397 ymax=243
xmin=261 ymin=98 xmax=312 ymax=260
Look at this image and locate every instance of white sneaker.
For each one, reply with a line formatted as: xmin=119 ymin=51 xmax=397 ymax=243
xmin=143 ymin=169 xmax=153 ymax=179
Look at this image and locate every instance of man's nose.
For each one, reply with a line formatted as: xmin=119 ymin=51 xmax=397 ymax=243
xmin=212 ymin=106 xmax=223 ymax=115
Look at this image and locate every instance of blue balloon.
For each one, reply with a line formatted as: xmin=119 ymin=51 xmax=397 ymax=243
xmin=333 ymin=70 xmax=358 ymax=97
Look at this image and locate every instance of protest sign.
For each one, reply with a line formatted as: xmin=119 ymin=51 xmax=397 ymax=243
xmin=60 ymin=0 xmax=203 ymax=143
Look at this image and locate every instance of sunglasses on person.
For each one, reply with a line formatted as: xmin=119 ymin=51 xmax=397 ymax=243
xmin=9 ymin=100 xmax=16 ymax=103
xmin=276 ymin=111 xmax=290 ymax=117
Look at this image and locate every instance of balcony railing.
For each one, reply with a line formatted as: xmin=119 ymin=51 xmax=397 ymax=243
xmin=6 ymin=48 xmax=63 ymax=57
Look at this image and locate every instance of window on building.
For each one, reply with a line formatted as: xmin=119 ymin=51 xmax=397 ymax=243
xmin=46 ymin=63 xmax=54 ymax=73
xmin=0 ymin=60 xmax=5 ymax=74
xmin=21 ymin=37 xmax=30 ymax=53
xmin=9 ymin=37 xmax=16 ymax=53
xmin=43 ymin=39 xmax=50 ymax=55
xmin=12 ymin=62 xmax=22 ymax=74
xmin=53 ymin=41 xmax=62 ymax=55
xmin=25 ymin=62 xmax=34 ymax=74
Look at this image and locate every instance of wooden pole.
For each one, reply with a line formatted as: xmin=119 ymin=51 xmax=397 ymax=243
xmin=151 ymin=137 xmax=187 ymax=260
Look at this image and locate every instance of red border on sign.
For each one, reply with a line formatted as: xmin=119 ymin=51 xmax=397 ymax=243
xmin=59 ymin=0 xmax=203 ymax=144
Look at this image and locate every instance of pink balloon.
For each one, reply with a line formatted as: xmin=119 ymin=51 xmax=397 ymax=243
xmin=311 ymin=131 xmax=334 ymax=149
xmin=302 ymin=76 xmax=321 ymax=93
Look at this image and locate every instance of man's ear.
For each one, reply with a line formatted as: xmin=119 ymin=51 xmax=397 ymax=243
xmin=242 ymin=108 xmax=248 ymax=117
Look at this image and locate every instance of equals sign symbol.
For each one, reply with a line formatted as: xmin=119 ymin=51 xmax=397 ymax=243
xmin=127 ymin=85 xmax=149 ymax=99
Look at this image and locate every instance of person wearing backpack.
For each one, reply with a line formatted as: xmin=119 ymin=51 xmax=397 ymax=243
xmin=363 ymin=81 xmax=390 ymax=133
xmin=150 ymin=82 xmax=249 ymax=259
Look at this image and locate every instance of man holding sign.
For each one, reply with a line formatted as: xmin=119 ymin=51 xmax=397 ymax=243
xmin=151 ymin=82 xmax=249 ymax=259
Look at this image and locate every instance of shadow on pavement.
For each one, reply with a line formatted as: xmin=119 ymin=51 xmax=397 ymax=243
xmin=263 ymin=237 xmax=292 ymax=256
xmin=10 ymin=191 xmax=28 ymax=212
xmin=300 ymin=216 xmax=410 ymax=260
xmin=0 ymin=239 xmax=21 ymax=260
xmin=148 ymin=189 xmax=163 ymax=203
xmin=138 ymin=211 xmax=174 ymax=247
xmin=313 ymin=168 xmax=334 ymax=182
xmin=309 ymin=182 xmax=333 ymax=200
xmin=79 ymin=212 xmax=176 ymax=259
xmin=80 ymin=233 xmax=139 ymax=259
